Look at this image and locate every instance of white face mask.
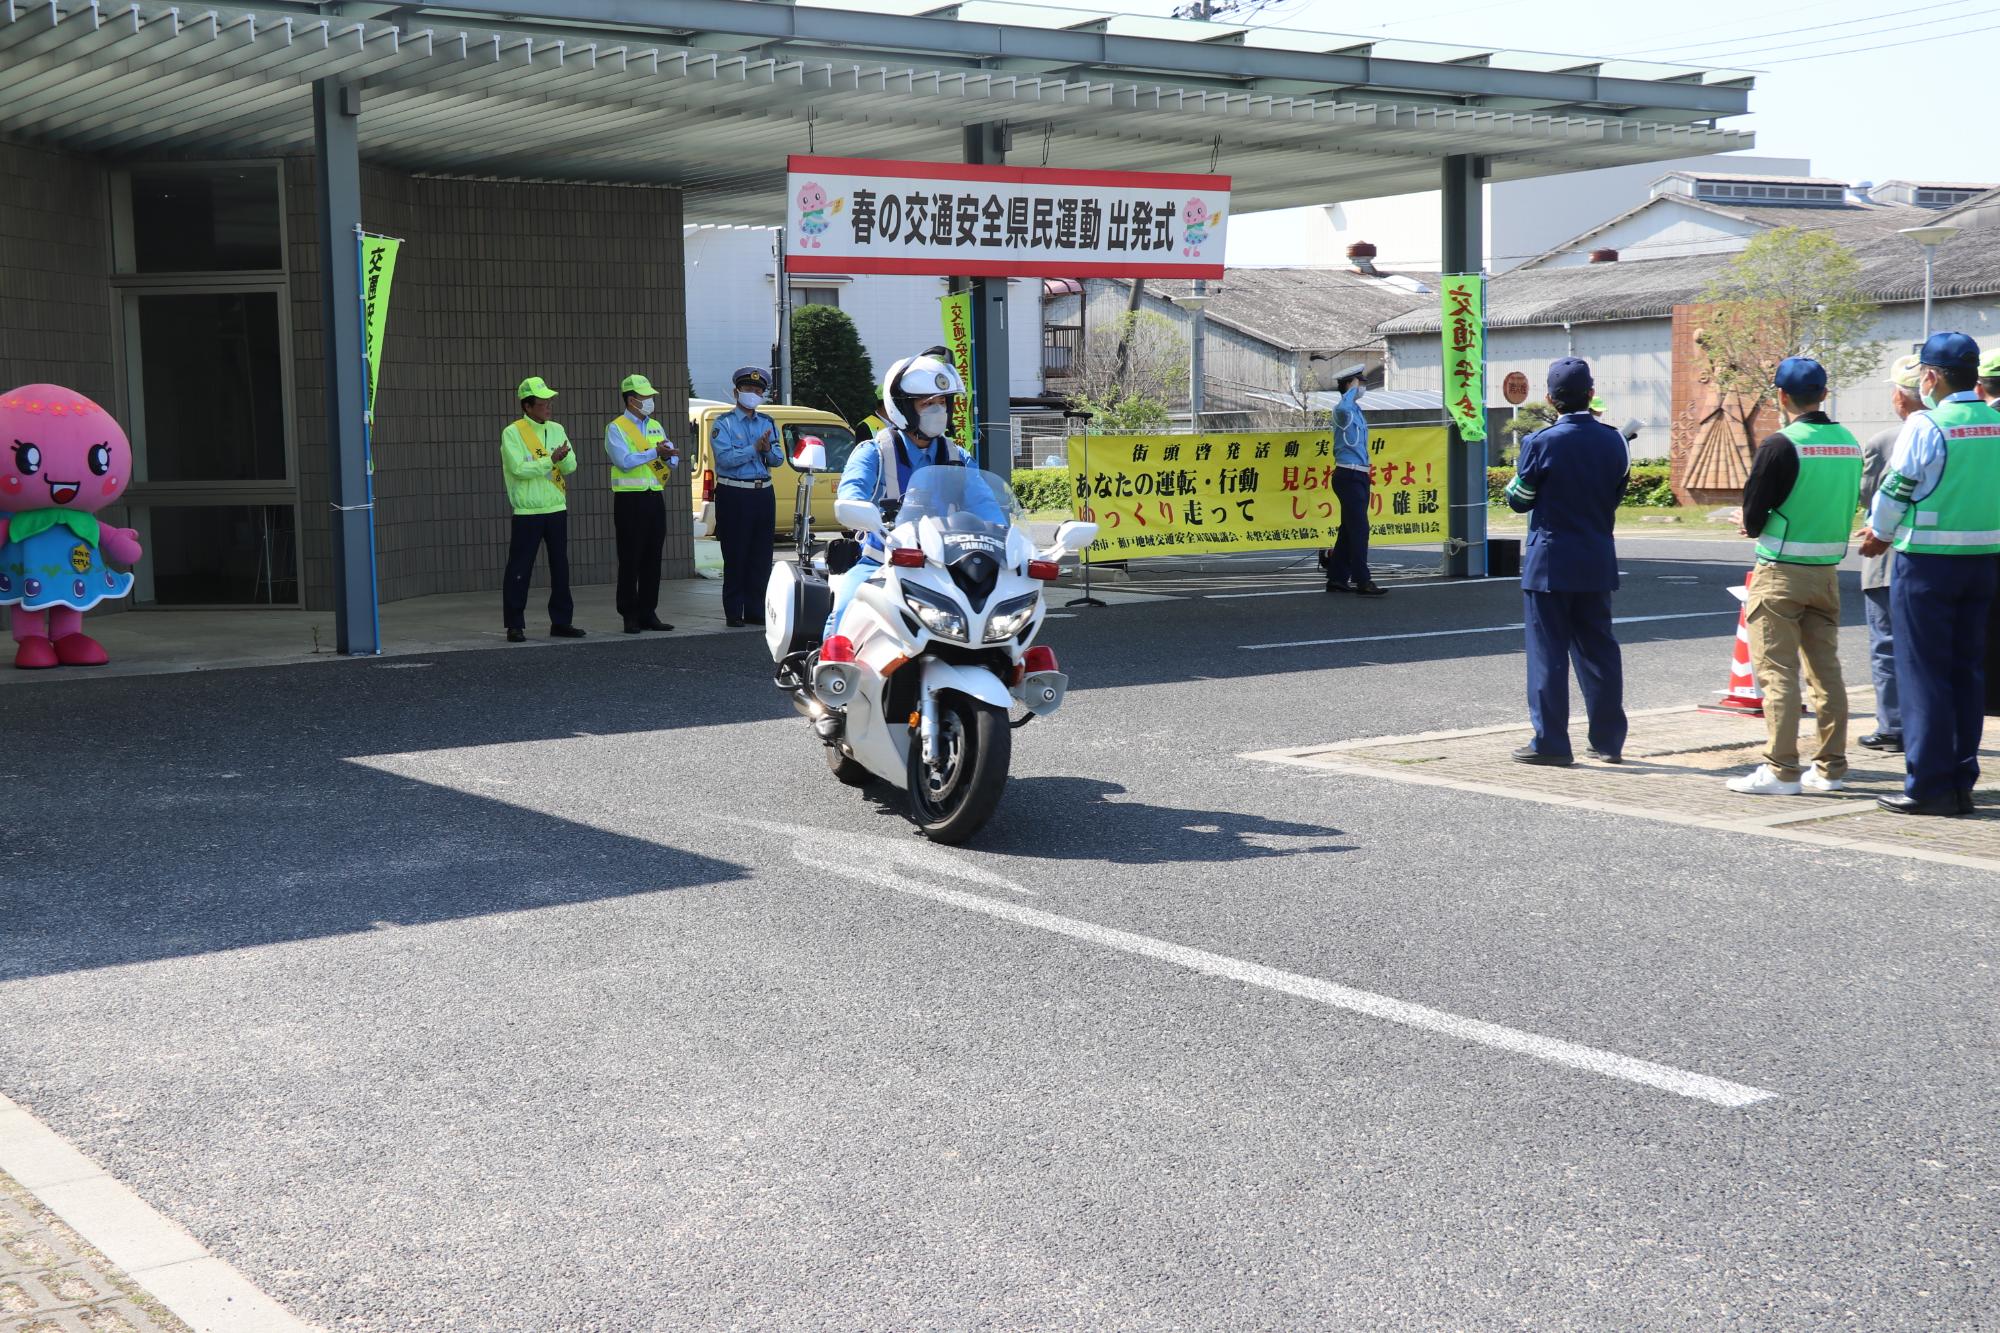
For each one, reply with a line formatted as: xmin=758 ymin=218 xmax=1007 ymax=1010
xmin=737 ymin=391 xmax=763 ymax=410
xmin=638 ymin=397 xmax=655 ymax=417
xmin=917 ymin=403 xmax=951 ymax=438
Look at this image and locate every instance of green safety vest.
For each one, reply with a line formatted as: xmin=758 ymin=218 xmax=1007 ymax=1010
xmin=1754 ymin=419 xmax=1863 ymax=565
xmin=1896 ymin=397 xmax=2000 ymax=555
xmin=609 ymin=414 xmax=670 ymax=492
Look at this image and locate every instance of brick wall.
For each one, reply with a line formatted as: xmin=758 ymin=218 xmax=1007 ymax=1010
xmin=286 ymin=160 xmax=690 ymax=610
xmin=1668 ymin=303 xmax=1773 ymax=506
xmin=0 ymin=138 xmax=114 ymax=407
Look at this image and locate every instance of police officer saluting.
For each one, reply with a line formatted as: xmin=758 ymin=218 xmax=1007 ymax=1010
xmin=1726 ymin=357 xmax=1862 ymax=796
xmin=606 ymin=373 xmax=677 ymax=634
xmin=711 ymin=367 xmax=786 ymax=627
xmin=1505 ymin=358 xmax=1629 ymax=766
xmin=1860 ymin=332 xmax=2000 ymax=816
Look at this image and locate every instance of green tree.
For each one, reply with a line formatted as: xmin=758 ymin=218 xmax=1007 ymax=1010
xmin=1697 ymin=227 xmax=1883 ymax=427
xmin=790 ymin=304 xmax=877 ymax=425
xmin=1067 ymin=309 xmax=1186 ymax=434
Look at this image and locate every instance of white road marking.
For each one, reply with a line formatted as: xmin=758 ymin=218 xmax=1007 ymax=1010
xmin=1241 ymin=610 xmax=1735 ymax=652
xmin=0 ymin=1092 xmax=314 ymax=1331
xmin=794 ymin=850 xmax=1776 ymax=1109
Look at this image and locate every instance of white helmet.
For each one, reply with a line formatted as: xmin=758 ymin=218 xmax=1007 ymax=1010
xmin=880 ymin=354 xmax=966 ymax=430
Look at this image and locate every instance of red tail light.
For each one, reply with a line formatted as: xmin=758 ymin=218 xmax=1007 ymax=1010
xmin=888 ymin=547 xmax=926 ymax=568
xmin=1023 ymin=645 xmax=1058 ymax=674
xmin=820 ymin=635 xmax=856 ymax=663
xmin=1028 ymin=559 xmax=1061 ymax=580
xmin=701 ymin=469 xmax=715 ymax=502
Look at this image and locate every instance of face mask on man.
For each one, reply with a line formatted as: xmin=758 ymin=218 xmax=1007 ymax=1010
xmin=737 ymin=391 xmax=763 ymax=410
xmin=917 ymin=403 xmax=951 ymax=438
xmin=638 ymin=397 xmax=655 ymax=417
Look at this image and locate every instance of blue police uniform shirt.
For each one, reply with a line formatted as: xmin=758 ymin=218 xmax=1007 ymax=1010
xmin=1505 ymin=411 xmax=1628 ymax=592
xmin=839 ymin=428 xmax=959 ymax=560
xmin=1332 ymin=385 xmax=1369 ymax=471
xmin=712 ymin=408 xmax=785 ymax=480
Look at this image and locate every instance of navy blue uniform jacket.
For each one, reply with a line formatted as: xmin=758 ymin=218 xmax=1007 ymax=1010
xmin=1506 ymin=412 xmax=1628 ymax=592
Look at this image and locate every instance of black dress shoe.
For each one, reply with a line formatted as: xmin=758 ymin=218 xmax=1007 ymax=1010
xmin=726 ymin=616 xmax=746 ymax=628
xmin=1355 ymin=582 xmax=1388 ymax=597
xmin=1961 ymin=789 xmax=1978 ymax=815
xmin=641 ymin=619 xmax=674 ymax=632
xmin=1325 ymin=580 xmax=1355 ymax=594
xmin=1858 ymin=732 xmax=1904 ymax=752
xmin=1512 ymin=745 xmax=1574 ymax=767
xmin=1877 ymin=793 xmax=1962 ymax=817
xmin=745 ymin=614 xmax=767 ymax=626
xmin=550 ymin=624 xmax=586 ymax=639
xmin=506 ymin=628 xmax=526 ymax=643
xmin=1586 ymin=747 xmax=1623 ymax=764
xmin=623 ymin=619 xmax=642 ymax=635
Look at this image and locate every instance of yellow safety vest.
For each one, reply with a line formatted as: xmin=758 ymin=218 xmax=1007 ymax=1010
xmin=609 ymin=414 xmax=671 ymax=492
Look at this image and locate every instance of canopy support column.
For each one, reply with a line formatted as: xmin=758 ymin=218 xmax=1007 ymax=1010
xmin=1442 ymin=153 xmax=1489 ymax=579
xmin=963 ymin=123 xmax=1011 ymax=472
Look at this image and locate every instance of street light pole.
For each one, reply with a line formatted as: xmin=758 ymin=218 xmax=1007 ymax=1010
xmin=1175 ymin=282 xmax=1213 ymax=431
xmin=1898 ymin=223 xmax=1962 ymax=342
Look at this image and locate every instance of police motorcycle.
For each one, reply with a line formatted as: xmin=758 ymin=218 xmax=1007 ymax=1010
xmin=763 ymin=363 xmax=1097 ymax=844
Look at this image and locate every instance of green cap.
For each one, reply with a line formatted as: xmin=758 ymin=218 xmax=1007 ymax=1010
xmin=1589 ymin=396 xmax=1606 ymax=413
xmin=1888 ymin=355 xmax=1923 ymax=390
xmin=517 ymin=376 xmax=558 ymax=400
xmin=620 ymin=373 xmax=658 ymax=397
xmin=1981 ymin=348 xmax=2000 ymax=378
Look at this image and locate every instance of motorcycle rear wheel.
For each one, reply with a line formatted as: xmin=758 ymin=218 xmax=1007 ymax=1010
xmin=907 ymin=695 xmax=1010 ymax=844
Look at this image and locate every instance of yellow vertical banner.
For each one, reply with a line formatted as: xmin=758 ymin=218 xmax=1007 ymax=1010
xmin=1440 ymin=273 xmax=1486 ymax=442
xmin=940 ymin=289 xmax=976 ymax=455
xmin=361 ymin=235 xmax=401 ymax=419
xmin=1066 ymin=427 xmax=1448 ymax=558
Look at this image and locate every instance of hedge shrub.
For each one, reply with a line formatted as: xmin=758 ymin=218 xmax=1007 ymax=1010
xmin=1011 ymin=469 xmax=1076 ymax=514
xmin=1488 ymin=464 xmax=1676 ymax=507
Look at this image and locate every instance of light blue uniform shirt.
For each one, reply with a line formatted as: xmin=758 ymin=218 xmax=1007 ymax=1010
xmin=1868 ymin=390 xmax=1982 ymax=541
xmin=1332 ymin=385 xmax=1369 ymax=471
xmin=712 ymin=407 xmax=785 ymax=480
xmin=603 ymin=409 xmax=676 ymax=471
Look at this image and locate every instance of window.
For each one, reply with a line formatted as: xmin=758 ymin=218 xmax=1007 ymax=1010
xmin=132 ymin=292 xmax=288 ymax=483
xmin=791 ymin=286 xmax=840 ymax=308
xmin=783 ymin=423 xmax=859 ymax=472
xmin=139 ymin=504 xmax=298 ymax=605
xmin=121 ymin=166 xmax=283 ymax=274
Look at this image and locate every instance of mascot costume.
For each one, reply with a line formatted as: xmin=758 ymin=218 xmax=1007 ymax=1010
xmin=0 ymin=385 xmax=143 ymax=668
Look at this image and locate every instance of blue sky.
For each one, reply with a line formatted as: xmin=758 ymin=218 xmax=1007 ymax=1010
xmin=1110 ymin=0 xmax=1992 ymax=186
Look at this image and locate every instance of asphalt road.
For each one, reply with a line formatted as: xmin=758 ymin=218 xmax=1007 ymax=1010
xmin=1 ymin=539 xmax=1993 ymax=1330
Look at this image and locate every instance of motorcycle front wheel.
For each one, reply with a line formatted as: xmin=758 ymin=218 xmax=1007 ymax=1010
xmin=907 ymin=694 xmax=1010 ymax=844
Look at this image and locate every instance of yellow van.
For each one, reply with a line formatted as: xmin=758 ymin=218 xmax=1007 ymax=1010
xmin=687 ymin=398 xmax=862 ymax=538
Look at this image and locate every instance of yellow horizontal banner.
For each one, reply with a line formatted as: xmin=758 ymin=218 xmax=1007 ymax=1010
xmin=1066 ymin=427 xmax=1449 ymax=559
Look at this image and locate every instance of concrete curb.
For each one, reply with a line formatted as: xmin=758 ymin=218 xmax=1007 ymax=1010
xmin=0 ymin=1092 xmax=315 ymax=1332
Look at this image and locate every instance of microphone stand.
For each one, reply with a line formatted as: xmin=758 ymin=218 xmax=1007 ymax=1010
xmin=1063 ymin=407 xmax=1105 ymax=609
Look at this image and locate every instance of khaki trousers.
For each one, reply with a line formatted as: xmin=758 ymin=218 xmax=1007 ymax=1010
xmin=1745 ymin=560 xmax=1848 ymax=780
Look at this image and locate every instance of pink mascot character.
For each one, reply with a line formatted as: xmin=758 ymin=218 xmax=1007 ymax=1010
xmin=0 ymin=385 xmax=142 ymax=669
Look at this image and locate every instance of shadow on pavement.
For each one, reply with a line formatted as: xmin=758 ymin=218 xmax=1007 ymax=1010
xmin=974 ymin=777 xmax=1353 ymax=864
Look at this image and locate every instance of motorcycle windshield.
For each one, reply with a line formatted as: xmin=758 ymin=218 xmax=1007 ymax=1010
xmin=896 ymin=467 xmax=1022 ymax=538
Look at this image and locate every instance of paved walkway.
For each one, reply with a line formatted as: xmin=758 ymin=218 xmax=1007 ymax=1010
xmin=1 ymin=1168 xmax=186 ymax=1333
xmin=1248 ymin=691 xmax=2000 ymax=873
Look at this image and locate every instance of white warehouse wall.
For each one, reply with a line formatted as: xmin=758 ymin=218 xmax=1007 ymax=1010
xmin=684 ymin=225 xmax=1042 ymax=411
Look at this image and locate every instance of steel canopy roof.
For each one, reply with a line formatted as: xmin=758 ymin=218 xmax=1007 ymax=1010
xmin=0 ymin=0 xmax=1755 ymax=220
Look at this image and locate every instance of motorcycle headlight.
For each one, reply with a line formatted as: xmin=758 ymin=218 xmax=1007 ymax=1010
xmin=902 ymin=583 xmax=968 ymax=641
xmin=983 ymin=592 xmax=1040 ymax=642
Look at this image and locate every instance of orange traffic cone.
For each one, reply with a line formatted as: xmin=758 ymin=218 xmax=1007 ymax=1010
xmin=1699 ymin=572 xmax=1763 ymax=717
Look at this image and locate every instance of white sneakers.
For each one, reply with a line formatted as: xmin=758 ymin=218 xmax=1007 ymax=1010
xmin=1725 ymin=764 xmax=1846 ymax=795
xmin=1727 ymin=765 xmax=1801 ymax=796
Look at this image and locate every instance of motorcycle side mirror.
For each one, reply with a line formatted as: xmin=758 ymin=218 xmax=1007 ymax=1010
xmin=790 ymin=436 xmax=827 ymax=473
xmin=1055 ymin=519 xmax=1099 ymax=554
xmin=834 ymin=497 xmax=886 ymax=533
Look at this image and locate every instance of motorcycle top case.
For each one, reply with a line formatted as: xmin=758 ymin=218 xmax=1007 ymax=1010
xmin=765 ymin=561 xmax=832 ymax=659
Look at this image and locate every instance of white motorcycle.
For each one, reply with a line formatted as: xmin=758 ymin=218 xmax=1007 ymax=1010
xmin=765 ymin=443 xmax=1097 ymax=844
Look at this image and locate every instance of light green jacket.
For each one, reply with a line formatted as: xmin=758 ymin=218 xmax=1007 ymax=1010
xmin=501 ymin=418 xmax=577 ymax=515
